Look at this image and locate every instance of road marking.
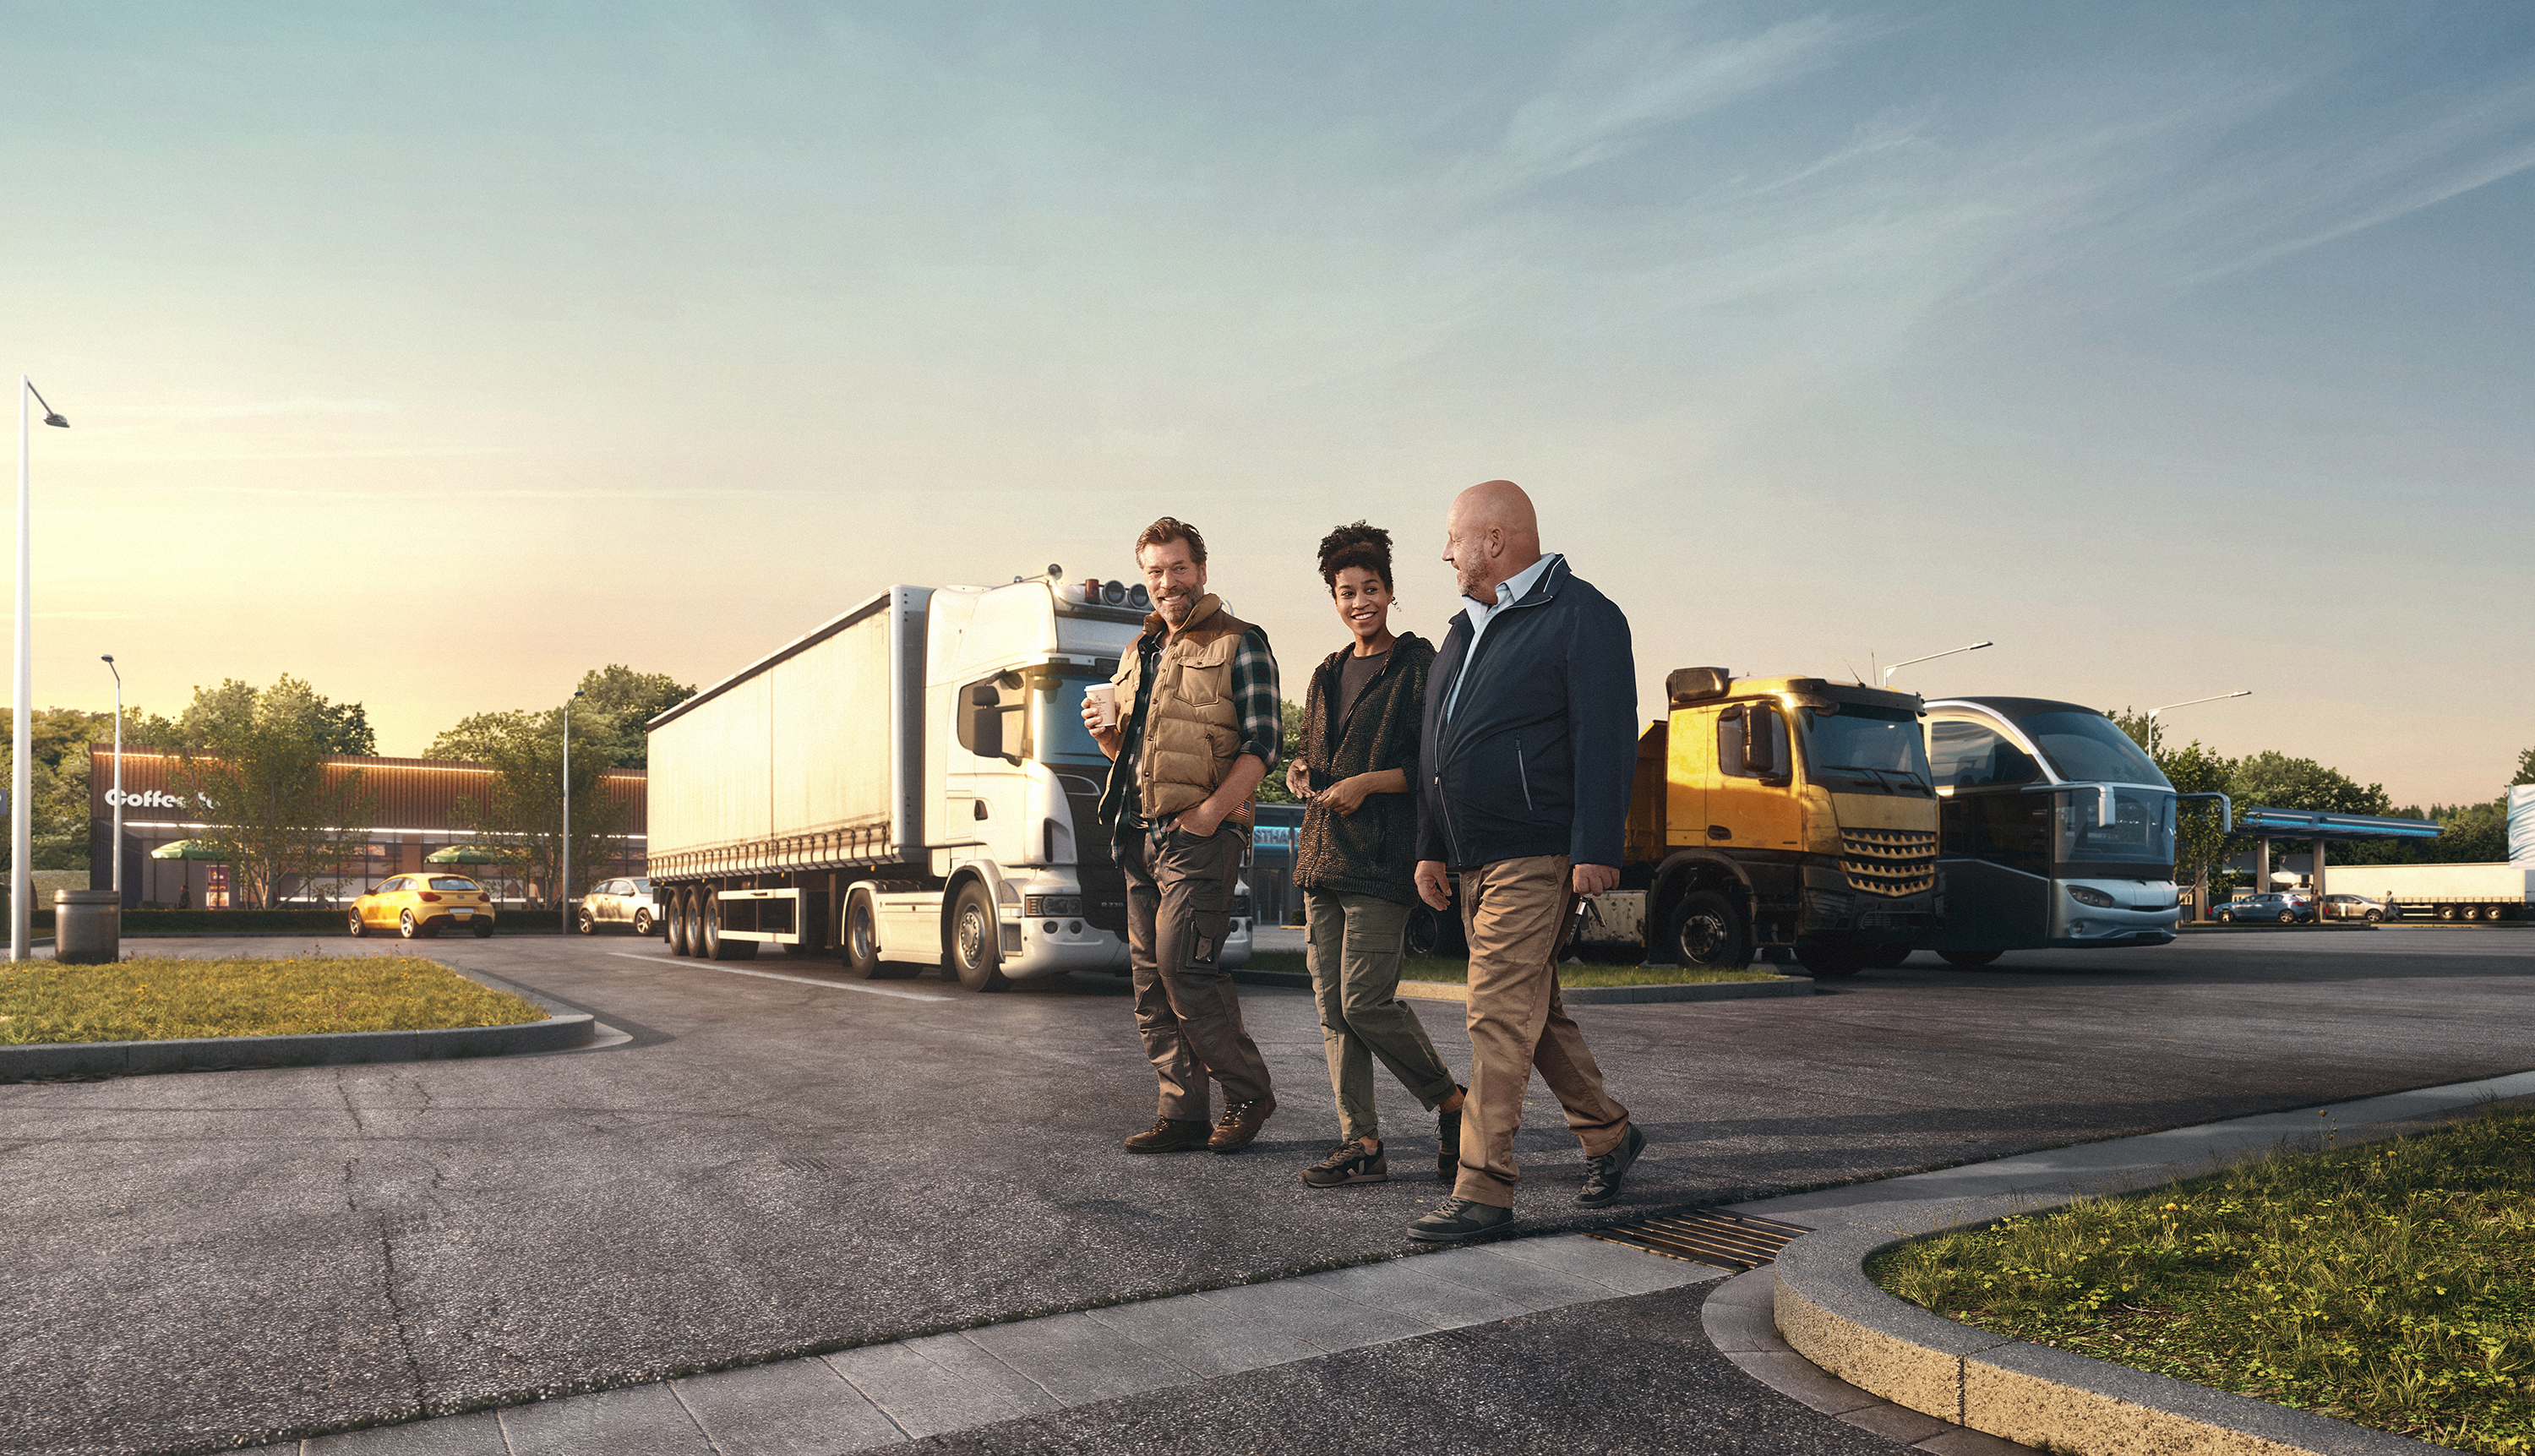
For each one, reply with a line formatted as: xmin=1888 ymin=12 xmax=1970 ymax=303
xmin=608 ymin=951 xmax=955 ymax=1002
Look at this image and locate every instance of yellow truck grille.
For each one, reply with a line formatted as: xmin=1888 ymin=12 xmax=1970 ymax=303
xmin=1840 ymin=829 xmax=1938 ymax=897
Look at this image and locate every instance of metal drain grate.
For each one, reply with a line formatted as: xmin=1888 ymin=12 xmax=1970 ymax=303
xmin=1587 ymin=1210 xmax=1809 ymax=1269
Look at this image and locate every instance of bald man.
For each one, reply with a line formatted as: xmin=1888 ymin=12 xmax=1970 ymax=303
xmin=1405 ymin=479 xmax=1644 ymax=1241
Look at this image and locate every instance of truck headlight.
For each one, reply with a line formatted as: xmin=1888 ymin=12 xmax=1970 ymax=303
xmin=2067 ymin=885 xmax=2117 ymax=908
xmin=1024 ymin=894 xmax=1083 ymax=916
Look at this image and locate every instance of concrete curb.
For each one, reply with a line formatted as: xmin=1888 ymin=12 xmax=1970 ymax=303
xmin=0 ymin=1012 xmax=595 ymax=1082
xmin=1771 ymin=1219 xmax=2446 ymax=1455
xmin=1228 ymin=968 xmax=1816 ymax=1003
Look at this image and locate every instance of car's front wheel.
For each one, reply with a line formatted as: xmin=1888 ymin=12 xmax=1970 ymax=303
xmin=346 ymin=911 xmax=368 ymax=938
xmin=2216 ymin=909 xmax=2235 ymax=924
xmin=576 ymin=910 xmax=597 ymax=935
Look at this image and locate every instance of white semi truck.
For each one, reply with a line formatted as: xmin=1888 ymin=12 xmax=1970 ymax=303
xmin=644 ymin=569 xmax=1255 ymax=990
xmin=2304 ymin=863 xmax=2532 ymax=923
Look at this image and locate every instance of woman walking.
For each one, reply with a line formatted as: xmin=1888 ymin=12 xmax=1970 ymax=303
xmin=1286 ymin=521 xmax=1468 ymax=1187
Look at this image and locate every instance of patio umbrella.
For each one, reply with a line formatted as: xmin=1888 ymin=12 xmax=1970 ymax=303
xmin=150 ymin=839 xmax=229 ymax=860
xmin=425 ymin=845 xmax=502 ymax=864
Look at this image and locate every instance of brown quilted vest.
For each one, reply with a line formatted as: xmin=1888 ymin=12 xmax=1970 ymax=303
xmin=1112 ymin=594 xmax=1259 ymax=825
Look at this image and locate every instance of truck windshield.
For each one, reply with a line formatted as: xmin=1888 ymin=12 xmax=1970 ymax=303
xmin=1032 ymin=668 xmax=1113 ymax=765
xmin=1800 ymin=705 xmax=1933 ymax=795
xmin=2014 ymin=712 xmax=2170 ymax=788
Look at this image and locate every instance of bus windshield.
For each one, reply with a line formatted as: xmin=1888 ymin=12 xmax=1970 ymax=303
xmin=1799 ymin=704 xmax=1933 ymax=796
xmin=2014 ymin=712 xmax=2169 ymax=787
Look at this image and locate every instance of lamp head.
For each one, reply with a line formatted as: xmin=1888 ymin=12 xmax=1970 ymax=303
xmin=42 ymin=413 xmax=67 ymax=428
xmin=100 ymin=654 xmax=112 ymax=663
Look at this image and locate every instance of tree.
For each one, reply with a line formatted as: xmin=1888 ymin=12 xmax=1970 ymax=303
xmin=1254 ymin=699 xmax=1305 ymax=804
xmin=2156 ymin=740 xmax=2237 ymax=906
xmin=173 ymin=676 xmax=377 ymax=908
xmin=2514 ymin=748 xmax=2534 ymax=788
xmin=575 ymin=665 xmax=695 ymax=769
xmin=178 ymin=678 xmax=368 ymax=755
xmin=2227 ymin=751 xmax=2392 ymax=817
xmin=442 ymin=702 xmax=634 ymax=906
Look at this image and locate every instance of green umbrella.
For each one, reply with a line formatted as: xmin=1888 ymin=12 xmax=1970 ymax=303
xmin=426 ymin=844 xmax=503 ymax=864
xmin=150 ymin=838 xmax=229 ymax=861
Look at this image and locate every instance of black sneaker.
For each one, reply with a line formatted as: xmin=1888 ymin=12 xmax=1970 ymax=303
xmin=1576 ymin=1124 xmax=1647 ymax=1208
xmin=1406 ymin=1196 xmax=1514 ymax=1243
xmin=1300 ymin=1142 xmax=1387 ymax=1188
xmin=1437 ymin=1086 xmax=1465 ymax=1182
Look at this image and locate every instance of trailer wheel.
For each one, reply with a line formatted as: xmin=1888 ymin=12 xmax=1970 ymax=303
xmin=668 ymin=893 xmax=693 ymax=956
xmin=842 ymin=892 xmax=919 ymax=979
xmin=701 ymin=898 xmax=758 ymax=962
xmin=2438 ymin=904 xmax=2459 ymax=922
xmin=947 ymin=881 xmax=1011 ymax=992
xmin=1667 ymin=891 xmax=1751 ymax=970
xmin=1938 ymin=950 xmax=2002 ymax=969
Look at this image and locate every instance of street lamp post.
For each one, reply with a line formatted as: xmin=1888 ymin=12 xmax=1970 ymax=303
xmin=560 ymin=688 xmax=583 ymax=934
xmin=13 ymin=379 xmax=67 ymax=962
xmin=101 ymin=656 xmax=122 ymax=901
xmin=1882 ymin=641 xmax=1993 ymax=687
xmin=2147 ymin=690 xmax=2251 ymax=922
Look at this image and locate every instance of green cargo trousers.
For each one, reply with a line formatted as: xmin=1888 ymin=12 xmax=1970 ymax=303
xmin=1305 ymin=887 xmax=1461 ymax=1145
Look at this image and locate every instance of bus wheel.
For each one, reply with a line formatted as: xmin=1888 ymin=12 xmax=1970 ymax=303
xmin=843 ymin=892 xmax=919 ymax=979
xmin=948 ymin=881 xmax=1011 ymax=992
xmin=1796 ymin=944 xmax=1869 ymax=978
xmin=1938 ymin=950 xmax=2003 ymax=969
xmin=1669 ymin=891 xmax=1751 ymax=969
xmin=1405 ymin=901 xmax=1465 ymax=957
xmin=1867 ymin=943 xmax=1912 ymax=969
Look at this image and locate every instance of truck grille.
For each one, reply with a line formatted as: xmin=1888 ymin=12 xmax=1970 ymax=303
xmin=1840 ymin=829 xmax=1938 ymax=897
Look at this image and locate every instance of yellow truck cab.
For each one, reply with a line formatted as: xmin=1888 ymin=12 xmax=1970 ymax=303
xmin=1622 ymin=667 xmax=1943 ymax=977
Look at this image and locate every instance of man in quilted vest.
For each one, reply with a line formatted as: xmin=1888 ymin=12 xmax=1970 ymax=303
xmin=1083 ymin=516 xmax=1284 ymax=1154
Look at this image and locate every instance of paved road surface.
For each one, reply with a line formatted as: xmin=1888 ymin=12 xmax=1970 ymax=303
xmin=2 ymin=929 xmax=2526 ymax=1455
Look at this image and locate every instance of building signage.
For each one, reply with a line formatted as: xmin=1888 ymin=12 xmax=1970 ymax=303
xmin=105 ymin=788 xmax=208 ymax=810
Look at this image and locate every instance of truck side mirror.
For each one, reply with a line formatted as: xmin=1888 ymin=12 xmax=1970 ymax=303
xmin=1745 ymin=707 xmax=1778 ymax=777
xmin=968 ymin=684 xmax=1003 ymax=759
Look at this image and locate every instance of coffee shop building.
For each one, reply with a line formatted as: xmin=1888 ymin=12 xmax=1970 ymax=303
xmin=88 ymin=748 xmax=647 ymax=909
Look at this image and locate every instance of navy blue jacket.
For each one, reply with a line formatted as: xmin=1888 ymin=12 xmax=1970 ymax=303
xmin=1415 ymin=555 xmax=1638 ymax=870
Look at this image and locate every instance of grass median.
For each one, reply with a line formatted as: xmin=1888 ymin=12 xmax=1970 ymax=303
xmin=1244 ymin=949 xmax=1781 ymax=988
xmin=1872 ymin=1102 xmax=2535 ymax=1454
xmin=0 ymin=952 xmax=548 ymax=1045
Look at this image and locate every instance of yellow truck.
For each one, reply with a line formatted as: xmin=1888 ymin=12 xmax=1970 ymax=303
xmin=1600 ymin=668 xmax=1944 ymax=977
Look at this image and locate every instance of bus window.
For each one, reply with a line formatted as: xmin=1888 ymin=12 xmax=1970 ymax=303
xmin=1941 ymin=793 xmax=2050 ymax=875
xmin=2017 ymin=712 xmax=2167 ymax=787
xmin=1930 ymin=720 xmax=2038 ymax=788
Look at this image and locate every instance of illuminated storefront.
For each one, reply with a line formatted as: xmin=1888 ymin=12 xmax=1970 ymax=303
xmin=89 ymin=749 xmax=646 ymax=909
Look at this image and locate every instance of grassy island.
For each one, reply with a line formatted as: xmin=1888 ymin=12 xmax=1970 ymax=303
xmin=0 ymin=952 xmax=546 ymax=1045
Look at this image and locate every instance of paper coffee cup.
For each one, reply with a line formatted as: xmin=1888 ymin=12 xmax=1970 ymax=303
xmin=1086 ymin=684 xmax=1120 ymax=728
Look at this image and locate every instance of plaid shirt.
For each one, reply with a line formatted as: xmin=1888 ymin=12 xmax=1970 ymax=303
xmin=1102 ymin=622 xmax=1281 ymax=845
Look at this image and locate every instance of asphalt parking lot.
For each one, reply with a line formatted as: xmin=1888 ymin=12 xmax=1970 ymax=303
xmin=3 ymin=927 xmax=2528 ymax=1456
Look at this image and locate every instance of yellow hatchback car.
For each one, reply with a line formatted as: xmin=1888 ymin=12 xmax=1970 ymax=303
xmin=350 ymin=874 xmax=498 ymax=939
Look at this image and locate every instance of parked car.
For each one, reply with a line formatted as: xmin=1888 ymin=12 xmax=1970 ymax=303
xmin=2319 ymin=893 xmax=2395 ymax=923
xmin=576 ymin=877 xmax=658 ymax=936
xmin=2215 ymin=892 xmax=2313 ymax=924
xmin=352 ymin=874 xmax=497 ymax=939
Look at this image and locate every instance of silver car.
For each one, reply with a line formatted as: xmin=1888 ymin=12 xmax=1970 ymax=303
xmin=576 ymin=877 xmax=658 ymax=935
xmin=2318 ymin=893 xmax=2395 ymax=923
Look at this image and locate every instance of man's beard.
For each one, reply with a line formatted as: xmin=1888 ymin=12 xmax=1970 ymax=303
xmin=1157 ymin=590 xmax=1197 ymax=624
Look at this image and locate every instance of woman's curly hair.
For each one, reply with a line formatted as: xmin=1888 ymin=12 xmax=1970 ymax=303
xmin=1316 ymin=521 xmax=1393 ymax=592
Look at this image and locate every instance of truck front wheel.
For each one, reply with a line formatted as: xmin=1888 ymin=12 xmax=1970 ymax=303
xmin=948 ymin=881 xmax=1011 ymax=992
xmin=1668 ymin=891 xmax=1751 ymax=969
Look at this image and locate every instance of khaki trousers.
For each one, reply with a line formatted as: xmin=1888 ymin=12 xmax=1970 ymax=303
xmin=1121 ymin=826 xmax=1273 ymax=1121
xmin=1453 ymin=854 xmax=1630 ymax=1208
xmin=1306 ymin=888 xmax=1459 ymax=1145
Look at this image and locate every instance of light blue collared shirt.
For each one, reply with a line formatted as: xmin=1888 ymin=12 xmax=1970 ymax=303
xmin=1443 ymin=551 xmax=1558 ymax=721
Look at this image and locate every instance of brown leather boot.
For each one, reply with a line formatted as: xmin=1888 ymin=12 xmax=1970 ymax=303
xmin=1125 ymin=1117 xmax=1212 ymax=1153
xmin=1208 ymin=1096 xmax=1276 ymax=1153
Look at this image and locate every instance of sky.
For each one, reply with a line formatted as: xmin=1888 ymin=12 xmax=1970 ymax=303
xmin=1 ymin=2 xmax=2527 ymax=806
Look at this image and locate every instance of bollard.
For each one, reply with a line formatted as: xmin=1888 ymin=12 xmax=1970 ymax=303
xmin=54 ymin=888 xmax=122 ymax=964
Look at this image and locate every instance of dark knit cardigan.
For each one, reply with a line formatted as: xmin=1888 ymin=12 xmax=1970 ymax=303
xmin=1293 ymin=632 xmax=1434 ymax=904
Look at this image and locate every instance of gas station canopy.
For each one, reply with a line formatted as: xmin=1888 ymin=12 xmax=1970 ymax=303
xmin=2234 ymin=808 xmax=2445 ymax=843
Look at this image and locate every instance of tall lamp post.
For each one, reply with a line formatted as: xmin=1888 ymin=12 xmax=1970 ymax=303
xmin=559 ymin=688 xmax=583 ymax=933
xmin=13 ymin=379 xmax=68 ymax=962
xmin=101 ymin=655 xmax=122 ymax=902
xmin=1882 ymin=641 xmax=1993 ymax=686
xmin=2149 ymin=690 xmax=2251 ymax=920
